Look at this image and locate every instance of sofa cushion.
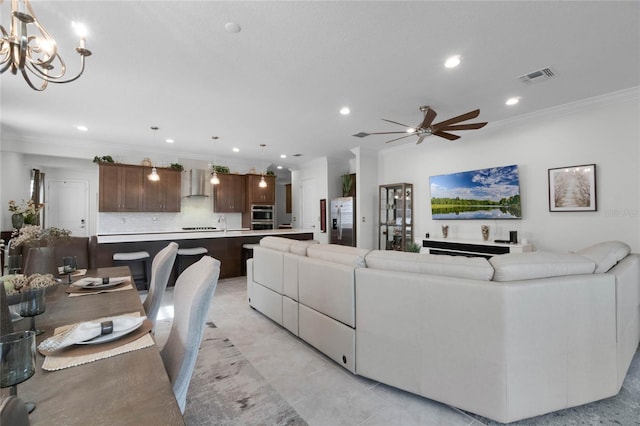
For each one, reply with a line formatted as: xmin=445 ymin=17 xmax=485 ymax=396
xmin=365 ymin=250 xmax=494 ymax=281
xmin=307 ymin=244 xmax=369 ymax=267
xmin=290 ymin=240 xmax=319 ymax=256
xmin=490 ymin=252 xmax=596 ymax=282
xmin=575 ymin=241 xmax=631 ymax=273
xmin=259 ymin=236 xmax=293 ymax=252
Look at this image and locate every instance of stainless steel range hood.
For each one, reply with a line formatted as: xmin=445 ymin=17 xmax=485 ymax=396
xmin=185 ymin=169 xmax=209 ymax=197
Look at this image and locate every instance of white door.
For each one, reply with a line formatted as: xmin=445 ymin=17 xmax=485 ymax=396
xmin=46 ymin=180 xmax=89 ymax=237
xmin=301 ymin=178 xmax=317 ymax=230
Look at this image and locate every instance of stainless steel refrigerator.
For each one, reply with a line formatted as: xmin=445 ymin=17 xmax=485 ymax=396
xmin=330 ymin=197 xmax=355 ymax=246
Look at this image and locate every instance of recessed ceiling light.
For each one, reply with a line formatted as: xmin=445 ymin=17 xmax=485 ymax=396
xmin=232 ymin=147 xmax=240 ymax=152
xmin=340 ymin=106 xmax=350 ymax=115
xmin=165 ymin=138 xmax=174 ymax=144
xmin=280 ymin=154 xmax=286 ymax=159
xmin=506 ymin=97 xmax=520 ymax=106
xmin=444 ymin=55 xmax=461 ymax=68
xmin=76 ymin=125 xmax=88 ymax=131
xmin=277 ymin=165 xmax=283 ymax=170
xmin=225 ymin=22 xmax=241 ymax=33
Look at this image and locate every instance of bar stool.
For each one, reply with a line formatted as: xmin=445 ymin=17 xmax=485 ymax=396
xmin=241 ymin=243 xmax=259 ymax=276
xmin=113 ymin=251 xmax=151 ymax=291
xmin=175 ymin=247 xmax=208 ymax=282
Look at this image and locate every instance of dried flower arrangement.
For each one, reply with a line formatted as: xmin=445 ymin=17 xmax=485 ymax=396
xmin=11 ymin=225 xmax=71 ymax=248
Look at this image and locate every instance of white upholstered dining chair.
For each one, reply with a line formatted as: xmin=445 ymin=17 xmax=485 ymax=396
xmin=160 ymin=255 xmax=220 ymax=413
xmin=142 ymin=242 xmax=179 ymax=329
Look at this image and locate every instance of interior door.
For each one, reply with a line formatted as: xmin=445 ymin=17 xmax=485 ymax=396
xmin=46 ymin=180 xmax=89 ymax=237
xmin=301 ymin=178 xmax=317 ymax=231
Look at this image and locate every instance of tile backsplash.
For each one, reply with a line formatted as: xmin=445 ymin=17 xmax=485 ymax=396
xmin=98 ymin=197 xmax=242 ymax=234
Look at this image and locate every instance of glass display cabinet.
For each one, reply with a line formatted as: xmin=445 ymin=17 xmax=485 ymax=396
xmin=379 ymin=183 xmax=413 ymax=250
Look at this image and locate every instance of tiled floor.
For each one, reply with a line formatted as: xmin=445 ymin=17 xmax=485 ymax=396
xmin=150 ymin=277 xmax=639 ymax=426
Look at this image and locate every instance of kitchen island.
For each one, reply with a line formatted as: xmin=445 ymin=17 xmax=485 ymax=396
xmin=93 ymin=229 xmax=314 ymax=281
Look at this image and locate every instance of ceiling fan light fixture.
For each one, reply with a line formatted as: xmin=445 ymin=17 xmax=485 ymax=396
xmin=406 ymin=127 xmax=416 ymax=133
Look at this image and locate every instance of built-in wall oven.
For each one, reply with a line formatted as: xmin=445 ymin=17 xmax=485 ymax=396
xmin=251 ymin=205 xmax=275 ymax=230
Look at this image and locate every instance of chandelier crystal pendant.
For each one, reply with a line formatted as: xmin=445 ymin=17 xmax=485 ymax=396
xmin=0 ymin=0 xmax=92 ymax=91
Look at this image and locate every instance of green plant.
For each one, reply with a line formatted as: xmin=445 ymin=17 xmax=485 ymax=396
xmin=93 ymin=155 xmax=114 ymax=164
xmin=170 ymin=163 xmax=184 ymax=171
xmin=405 ymin=241 xmax=421 ymax=253
xmin=341 ymin=173 xmax=354 ymax=195
xmin=266 ymin=170 xmax=276 ymax=176
xmin=211 ymin=164 xmax=230 ymax=174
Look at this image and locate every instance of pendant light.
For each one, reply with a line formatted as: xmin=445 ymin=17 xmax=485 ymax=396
xmin=210 ymin=136 xmax=220 ymax=185
xmin=258 ymin=144 xmax=267 ymax=188
xmin=148 ymin=127 xmax=160 ymax=181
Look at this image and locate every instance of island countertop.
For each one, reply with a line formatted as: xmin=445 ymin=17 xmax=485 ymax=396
xmin=97 ymin=228 xmax=314 ymax=244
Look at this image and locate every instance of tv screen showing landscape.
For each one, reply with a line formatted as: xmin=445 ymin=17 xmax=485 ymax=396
xmin=430 ymin=164 xmax=522 ymax=219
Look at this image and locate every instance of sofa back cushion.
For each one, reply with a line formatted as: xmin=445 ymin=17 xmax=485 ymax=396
xmin=365 ymin=250 xmax=494 ymax=281
xmin=290 ymin=240 xmax=319 ymax=256
xmin=259 ymin=236 xmax=293 ymax=252
xmin=575 ymin=241 xmax=631 ymax=273
xmin=307 ymin=244 xmax=369 ymax=268
xmin=490 ymin=252 xmax=596 ymax=282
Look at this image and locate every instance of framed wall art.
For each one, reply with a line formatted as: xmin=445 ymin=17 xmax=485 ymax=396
xmin=548 ymin=164 xmax=596 ymax=212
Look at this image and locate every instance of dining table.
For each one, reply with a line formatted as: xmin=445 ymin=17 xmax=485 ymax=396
xmin=7 ymin=266 xmax=185 ymax=425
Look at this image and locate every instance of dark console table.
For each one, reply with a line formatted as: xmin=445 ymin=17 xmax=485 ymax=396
xmin=422 ymin=238 xmax=533 ymax=258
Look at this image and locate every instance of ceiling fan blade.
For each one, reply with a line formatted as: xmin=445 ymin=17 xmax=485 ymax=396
xmin=385 ymin=134 xmax=416 ymax=144
xmin=381 ymin=118 xmax=413 ymax=128
xmin=432 ymin=109 xmax=480 ymax=129
xmin=418 ymin=107 xmax=437 ymax=130
xmin=368 ymin=131 xmax=411 ymax=135
xmin=438 ymin=122 xmax=488 ymax=131
xmin=433 ymin=130 xmax=461 ymax=141
xmin=416 ymin=135 xmax=427 ymax=145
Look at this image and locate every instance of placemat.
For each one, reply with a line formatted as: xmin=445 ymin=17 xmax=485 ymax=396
xmin=40 ymin=313 xmax=154 ymax=371
xmin=65 ymin=278 xmax=134 ymax=297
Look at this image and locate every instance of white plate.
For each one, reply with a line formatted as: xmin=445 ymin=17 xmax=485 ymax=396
xmin=76 ymin=317 xmax=145 ymax=345
xmin=72 ymin=278 xmax=127 ymax=289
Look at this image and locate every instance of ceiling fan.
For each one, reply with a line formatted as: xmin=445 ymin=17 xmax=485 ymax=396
xmin=354 ymin=106 xmax=488 ymax=144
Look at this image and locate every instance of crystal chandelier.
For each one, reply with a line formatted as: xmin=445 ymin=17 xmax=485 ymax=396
xmin=0 ymin=0 xmax=92 ymax=91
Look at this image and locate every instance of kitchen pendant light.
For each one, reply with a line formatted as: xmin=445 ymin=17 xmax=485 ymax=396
xmin=210 ymin=136 xmax=220 ymax=185
xmin=147 ymin=127 xmax=160 ymax=181
xmin=258 ymin=144 xmax=267 ymax=188
xmin=148 ymin=167 xmax=160 ymax=181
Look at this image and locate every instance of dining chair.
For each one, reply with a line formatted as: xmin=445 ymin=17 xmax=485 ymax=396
xmin=160 ymin=255 xmax=220 ymax=413
xmin=142 ymin=242 xmax=178 ymax=329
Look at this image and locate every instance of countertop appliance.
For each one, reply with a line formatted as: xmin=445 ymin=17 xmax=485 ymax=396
xmin=330 ymin=197 xmax=355 ymax=246
xmin=251 ymin=205 xmax=275 ymax=230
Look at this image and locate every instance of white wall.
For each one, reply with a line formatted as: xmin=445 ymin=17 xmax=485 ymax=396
xmin=378 ymin=89 xmax=640 ymax=252
xmin=352 ymin=147 xmax=378 ymax=250
xmin=291 ymin=156 xmax=330 ymax=243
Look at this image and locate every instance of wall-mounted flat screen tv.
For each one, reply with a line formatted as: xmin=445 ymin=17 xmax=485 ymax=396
xmin=430 ymin=164 xmax=522 ymax=219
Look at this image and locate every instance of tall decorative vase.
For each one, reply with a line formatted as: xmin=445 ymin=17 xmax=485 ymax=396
xmin=11 ymin=214 xmax=24 ymax=229
xmin=23 ymin=247 xmax=58 ymax=277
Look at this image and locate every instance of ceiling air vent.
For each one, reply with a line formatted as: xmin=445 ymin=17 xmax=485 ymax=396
xmin=519 ymin=67 xmax=555 ymax=84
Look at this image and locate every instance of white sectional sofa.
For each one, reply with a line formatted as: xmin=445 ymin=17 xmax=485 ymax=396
xmin=246 ymin=237 xmax=640 ymax=424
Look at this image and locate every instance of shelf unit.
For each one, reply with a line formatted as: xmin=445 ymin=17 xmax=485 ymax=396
xmin=379 ymin=183 xmax=413 ymax=250
xmin=422 ymin=238 xmax=533 ymax=258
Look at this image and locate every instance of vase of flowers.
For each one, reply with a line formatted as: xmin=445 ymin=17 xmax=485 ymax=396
xmin=11 ymin=225 xmax=71 ymax=277
xmin=8 ymin=200 xmax=44 ymax=228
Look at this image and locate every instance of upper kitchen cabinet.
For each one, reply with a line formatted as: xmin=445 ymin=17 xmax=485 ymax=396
xmin=245 ymin=174 xmax=276 ymax=205
xmin=213 ymin=173 xmax=246 ymax=212
xmin=143 ymin=167 xmax=182 ymax=212
xmin=99 ymin=164 xmax=144 ymax=212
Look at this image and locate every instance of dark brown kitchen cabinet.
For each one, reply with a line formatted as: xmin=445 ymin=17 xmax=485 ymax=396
xmin=99 ymin=164 xmax=144 ymax=212
xmin=143 ymin=168 xmax=182 ymax=212
xmin=213 ymin=173 xmax=246 ymax=212
xmin=245 ymin=174 xmax=276 ymax=205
